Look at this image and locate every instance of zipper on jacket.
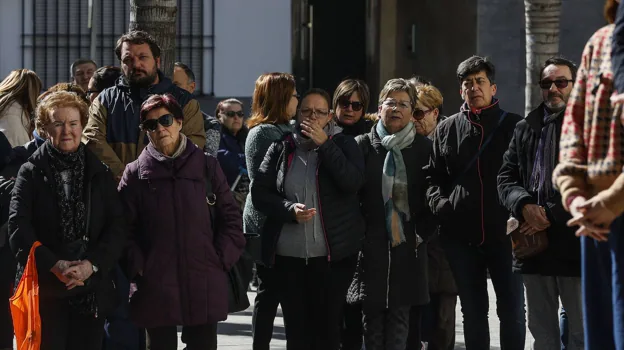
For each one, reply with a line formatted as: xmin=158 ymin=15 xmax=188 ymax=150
xmin=467 ymin=115 xmax=487 ymax=245
xmin=315 ymin=161 xmax=331 ymax=262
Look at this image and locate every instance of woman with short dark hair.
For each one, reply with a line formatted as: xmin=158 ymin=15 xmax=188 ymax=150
xmin=333 ymin=79 xmax=374 ymax=136
xmin=9 ymin=91 xmax=126 ymax=349
xmin=118 ymin=93 xmax=245 ymax=350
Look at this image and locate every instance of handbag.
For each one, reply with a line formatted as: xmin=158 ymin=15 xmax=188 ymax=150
xmin=506 ymin=216 xmax=549 ymax=259
xmin=205 ymin=159 xmax=252 ymax=314
xmin=10 ymin=241 xmax=42 ymax=350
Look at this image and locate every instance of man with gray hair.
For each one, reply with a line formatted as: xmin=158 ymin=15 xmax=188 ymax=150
xmin=173 ymin=62 xmax=221 ymax=157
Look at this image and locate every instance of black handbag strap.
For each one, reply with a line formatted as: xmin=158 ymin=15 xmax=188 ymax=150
xmin=451 ymin=111 xmax=508 ymax=188
xmin=205 ymin=157 xmax=217 ymax=230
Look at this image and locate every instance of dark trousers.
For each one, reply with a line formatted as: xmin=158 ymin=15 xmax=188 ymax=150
xmin=441 ymin=236 xmax=526 ymax=350
xmin=274 ymin=254 xmax=357 ymax=350
xmin=103 ymin=266 xmax=145 ymax=350
xmin=146 ymin=324 xmax=217 ymax=350
xmin=420 ymin=293 xmax=457 ymax=350
xmin=405 ymin=306 xmax=423 ymax=350
xmin=0 ymin=244 xmax=14 ymax=349
xmin=341 ymin=302 xmax=364 ymax=350
xmin=40 ymin=299 xmax=106 ymax=350
xmin=362 ymin=306 xmax=411 ymax=350
xmin=581 ymin=215 xmax=624 ymax=350
xmin=252 ymin=264 xmax=280 ymax=350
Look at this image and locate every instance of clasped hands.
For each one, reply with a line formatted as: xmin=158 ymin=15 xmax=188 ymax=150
xmin=50 ymin=259 xmax=94 ymax=290
xmin=566 ymin=194 xmax=616 ymax=242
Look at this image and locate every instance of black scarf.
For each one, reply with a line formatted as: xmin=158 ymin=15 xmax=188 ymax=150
xmin=45 ymin=141 xmax=97 ymax=316
xmin=529 ymin=110 xmax=559 ymax=205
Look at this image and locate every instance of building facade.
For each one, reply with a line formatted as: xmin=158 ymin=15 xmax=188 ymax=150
xmin=0 ymin=0 xmax=606 ymax=116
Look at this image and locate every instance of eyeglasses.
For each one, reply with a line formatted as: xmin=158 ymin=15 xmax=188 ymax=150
xmin=140 ymin=114 xmax=175 ymax=132
xmin=222 ymin=111 xmax=244 ymax=118
xmin=338 ymin=98 xmax=364 ymax=112
xmin=413 ymin=109 xmax=431 ymax=120
xmin=293 ymin=94 xmax=301 ymax=100
xmin=300 ymin=108 xmax=330 ymax=118
xmin=539 ymin=79 xmax=574 ymax=90
xmin=382 ymin=100 xmax=412 ymax=110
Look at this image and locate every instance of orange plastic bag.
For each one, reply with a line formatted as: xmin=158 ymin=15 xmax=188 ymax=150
xmin=10 ymin=241 xmax=42 ymax=350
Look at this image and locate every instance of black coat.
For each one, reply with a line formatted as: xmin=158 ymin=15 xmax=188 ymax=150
xmin=251 ymin=133 xmax=366 ymax=266
xmin=426 ymin=101 xmax=522 ymax=244
xmin=348 ymin=127 xmax=437 ymax=312
xmin=338 ymin=116 xmax=376 ymax=137
xmin=8 ymin=144 xmax=126 ymax=315
xmin=497 ymin=105 xmax=581 ymax=276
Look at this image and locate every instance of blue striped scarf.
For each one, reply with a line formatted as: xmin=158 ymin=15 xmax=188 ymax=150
xmin=376 ymin=122 xmax=415 ymax=247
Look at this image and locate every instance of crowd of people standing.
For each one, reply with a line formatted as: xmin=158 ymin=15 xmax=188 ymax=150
xmin=0 ymin=1 xmax=622 ymax=350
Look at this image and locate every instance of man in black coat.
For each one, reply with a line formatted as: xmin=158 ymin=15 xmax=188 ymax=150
xmin=498 ymin=57 xmax=583 ymax=349
xmin=426 ymin=56 xmax=525 ymax=350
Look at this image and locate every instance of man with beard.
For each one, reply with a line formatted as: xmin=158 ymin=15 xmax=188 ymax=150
xmin=83 ymin=30 xmax=205 ymax=180
xmin=498 ymin=57 xmax=584 ymax=349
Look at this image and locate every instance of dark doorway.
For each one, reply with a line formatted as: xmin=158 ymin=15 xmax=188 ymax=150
xmin=292 ymin=0 xmax=367 ymax=104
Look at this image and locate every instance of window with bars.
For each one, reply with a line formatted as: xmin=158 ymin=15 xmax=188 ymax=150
xmin=22 ymin=0 xmax=214 ymax=95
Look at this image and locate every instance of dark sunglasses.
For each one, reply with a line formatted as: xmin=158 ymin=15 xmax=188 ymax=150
xmin=338 ymin=99 xmax=363 ymax=112
xmin=413 ymin=109 xmax=431 ymax=120
xmin=140 ymin=114 xmax=175 ymax=132
xmin=539 ymin=79 xmax=574 ymax=90
xmin=222 ymin=111 xmax=245 ymax=118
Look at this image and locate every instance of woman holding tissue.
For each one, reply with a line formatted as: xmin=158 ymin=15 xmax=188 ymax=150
xmin=8 ymin=91 xmax=126 ymax=350
xmin=251 ymin=88 xmax=365 ymax=350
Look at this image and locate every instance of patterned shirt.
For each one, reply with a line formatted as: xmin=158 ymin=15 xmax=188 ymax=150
xmin=553 ymin=24 xmax=624 ymax=210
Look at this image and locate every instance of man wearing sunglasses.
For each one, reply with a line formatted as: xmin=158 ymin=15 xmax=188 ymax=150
xmin=83 ymin=31 xmax=206 ymax=181
xmin=498 ymin=56 xmax=584 ymax=349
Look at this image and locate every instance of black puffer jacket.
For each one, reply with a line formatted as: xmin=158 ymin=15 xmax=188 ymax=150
xmin=426 ymin=100 xmax=522 ymax=244
xmin=497 ymin=105 xmax=580 ymax=276
xmin=348 ymin=126 xmax=437 ymax=312
xmin=251 ymin=133 xmax=365 ymax=266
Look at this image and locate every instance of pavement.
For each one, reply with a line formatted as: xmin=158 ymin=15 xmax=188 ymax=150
xmin=12 ymin=279 xmax=533 ymax=349
xmin=198 ymin=279 xmax=535 ymax=350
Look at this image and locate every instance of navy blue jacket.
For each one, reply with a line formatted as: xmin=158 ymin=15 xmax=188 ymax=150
xmin=217 ymin=127 xmax=248 ymax=187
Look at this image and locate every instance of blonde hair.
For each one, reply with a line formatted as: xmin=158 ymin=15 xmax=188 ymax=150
xmin=35 ymin=91 xmax=89 ymax=136
xmin=0 ymin=69 xmax=42 ymax=135
xmin=416 ymin=85 xmax=443 ymax=110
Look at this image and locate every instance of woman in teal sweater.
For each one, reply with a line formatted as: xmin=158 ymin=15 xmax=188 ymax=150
xmin=243 ymin=72 xmax=298 ymax=350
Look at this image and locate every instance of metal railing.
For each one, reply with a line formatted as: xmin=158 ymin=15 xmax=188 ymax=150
xmin=21 ymin=0 xmax=214 ymax=95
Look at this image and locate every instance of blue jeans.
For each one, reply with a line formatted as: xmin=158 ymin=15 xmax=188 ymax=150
xmin=441 ymin=236 xmax=526 ymax=350
xmin=581 ymin=215 xmax=624 ymax=350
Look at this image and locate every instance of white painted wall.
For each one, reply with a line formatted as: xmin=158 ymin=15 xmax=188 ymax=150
xmin=212 ymin=0 xmax=291 ymax=97
xmin=0 ymin=0 xmax=28 ymax=80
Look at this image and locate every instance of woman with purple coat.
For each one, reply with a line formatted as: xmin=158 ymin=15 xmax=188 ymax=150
xmin=118 ymin=94 xmax=246 ymax=350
